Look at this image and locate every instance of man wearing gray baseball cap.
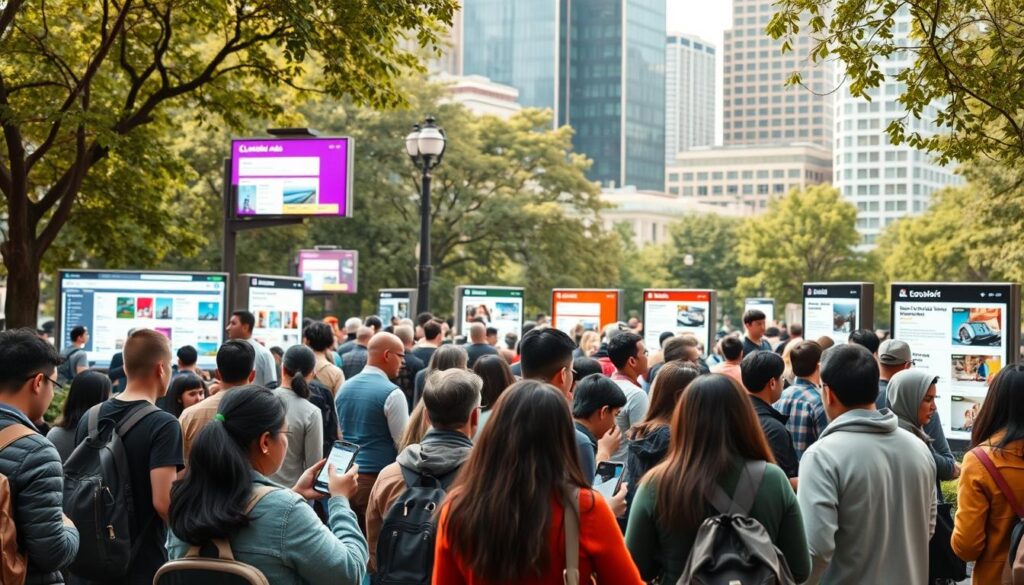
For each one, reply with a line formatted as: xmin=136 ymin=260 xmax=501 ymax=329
xmin=877 ymin=338 xmax=960 ymax=480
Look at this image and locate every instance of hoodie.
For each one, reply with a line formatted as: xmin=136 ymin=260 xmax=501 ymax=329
xmin=365 ymin=429 xmax=473 ymax=571
xmin=798 ymin=409 xmax=936 ymax=585
xmin=625 ymin=425 xmax=671 ymax=515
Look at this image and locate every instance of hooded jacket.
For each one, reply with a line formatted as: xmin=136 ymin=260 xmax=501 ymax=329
xmin=886 ymin=369 xmax=936 ymax=443
xmin=625 ymin=425 xmax=670 ymax=514
xmin=365 ymin=429 xmax=472 ymax=571
xmin=798 ymin=409 xmax=936 ymax=585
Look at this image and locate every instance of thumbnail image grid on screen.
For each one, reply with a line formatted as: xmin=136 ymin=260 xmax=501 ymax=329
xmin=244 ymin=276 xmax=304 ymax=350
xmin=458 ymin=287 xmax=524 ymax=346
xmin=59 ymin=271 xmax=227 ymax=368
xmin=891 ymin=283 xmax=1018 ymax=442
xmin=232 ymin=138 xmax=352 ymax=217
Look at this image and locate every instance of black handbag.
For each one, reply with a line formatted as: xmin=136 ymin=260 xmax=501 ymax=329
xmin=929 ymin=485 xmax=968 ymax=582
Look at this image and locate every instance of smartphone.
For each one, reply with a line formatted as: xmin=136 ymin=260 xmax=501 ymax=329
xmin=592 ymin=461 xmax=625 ymax=501
xmin=314 ymin=441 xmax=360 ymax=494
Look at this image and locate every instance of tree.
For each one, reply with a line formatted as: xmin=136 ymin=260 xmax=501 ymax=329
xmin=736 ymin=185 xmax=862 ymax=307
xmin=0 ymin=0 xmax=457 ymax=328
xmin=768 ymin=0 xmax=1024 ymax=169
xmin=662 ymin=214 xmax=748 ymax=324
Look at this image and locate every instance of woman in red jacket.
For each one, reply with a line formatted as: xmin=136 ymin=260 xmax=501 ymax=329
xmin=433 ymin=379 xmax=643 ymax=585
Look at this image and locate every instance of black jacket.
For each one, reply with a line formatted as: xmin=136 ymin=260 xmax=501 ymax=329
xmin=0 ymin=411 xmax=79 ymax=584
xmin=625 ymin=425 xmax=670 ymax=517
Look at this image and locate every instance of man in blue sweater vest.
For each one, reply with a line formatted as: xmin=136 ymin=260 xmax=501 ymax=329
xmin=336 ymin=332 xmax=410 ymax=531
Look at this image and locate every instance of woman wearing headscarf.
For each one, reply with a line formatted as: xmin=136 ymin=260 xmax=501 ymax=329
xmin=887 ymin=369 xmax=965 ymax=584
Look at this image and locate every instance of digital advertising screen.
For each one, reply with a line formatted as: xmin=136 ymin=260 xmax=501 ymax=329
xmin=551 ymin=289 xmax=622 ymax=335
xmin=642 ymin=289 xmax=716 ymax=353
xmin=890 ymin=282 xmax=1021 ymax=443
xmin=57 ymin=270 xmax=228 ymax=368
xmin=231 ymin=137 xmax=353 ymax=217
xmin=745 ymin=298 xmax=776 ymax=325
xmin=378 ymin=289 xmax=417 ymax=324
xmin=237 ymin=275 xmax=304 ymax=350
xmin=297 ymin=249 xmax=358 ymax=293
xmin=802 ymin=282 xmax=875 ymax=345
xmin=455 ymin=286 xmax=525 ymax=342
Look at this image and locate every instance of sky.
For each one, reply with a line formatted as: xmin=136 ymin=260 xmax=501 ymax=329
xmin=667 ymin=1 xmax=733 ymax=144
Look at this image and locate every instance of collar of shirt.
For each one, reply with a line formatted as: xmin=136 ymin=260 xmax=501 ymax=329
xmin=361 ymin=365 xmax=388 ymax=378
xmin=612 ymin=372 xmax=639 ymax=387
xmin=0 ymin=403 xmax=37 ymax=430
xmin=793 ymin=377 xmax=820 ymax=389
xmin=749 ymin=395 xmax=789 ymax=424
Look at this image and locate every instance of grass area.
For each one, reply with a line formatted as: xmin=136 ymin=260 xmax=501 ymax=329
xmin=942 ymin=479 xmax=959 ymax=510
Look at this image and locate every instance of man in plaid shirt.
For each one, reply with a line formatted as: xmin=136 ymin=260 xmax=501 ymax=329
xmin=774 ymin=340 xmax=829 ymax=458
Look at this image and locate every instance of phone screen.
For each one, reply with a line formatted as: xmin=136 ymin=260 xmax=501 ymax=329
xmin=315 ymin=442 xmax=358 ymax=492
xmin=593 ymin=462 xmax=624 ymax=501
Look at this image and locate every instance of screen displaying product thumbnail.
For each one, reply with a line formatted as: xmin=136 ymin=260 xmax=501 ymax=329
xmin=802 ymin=283 xmax=873 ymax=345
xmin=551 ymin=289 xmax=620 ymax=336
xmin=245 ymin=276 xmax=304 ymax=350
xmin=298 ymin=249 xmax=358 ymax=293
xmin=378 ymin=289 xmax=414 ymax=324
xmin=457 ymin=287 xmax=524 ymax=345
xmin=232 ymin=138 xmax=353 ymax=217
xmin=59 ymin=270 xmax=228 ymax=368
xmin=642 ymin=290 xmax=714 ymax=352
xmin=891 ymin=283 xmax=1017 ymax=441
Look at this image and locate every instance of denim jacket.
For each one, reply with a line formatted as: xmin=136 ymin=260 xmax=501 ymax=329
xmin=166 ymin=471 xmax=368 ymax=585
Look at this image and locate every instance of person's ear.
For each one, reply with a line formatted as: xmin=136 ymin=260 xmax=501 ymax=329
xmin=214 ymin=369 xmax=223 ymax=382
xmin=822 ymin=384 xmax=834 ymax=406
xmin=258 ymin=431 xmax=272 ymax=455
xmin=470 ymin=406 xmax=480 ymax=428
xmin=247 ymin=370 xmax=256 ymax=383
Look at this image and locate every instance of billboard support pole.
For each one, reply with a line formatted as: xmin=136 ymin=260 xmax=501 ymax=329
xmin=221 ymin=158 xmax=302 ymax=313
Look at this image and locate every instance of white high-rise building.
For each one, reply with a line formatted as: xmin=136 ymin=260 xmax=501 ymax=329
xmin=834 ymin=6 xmax=962 ymax=249
xmin=665 ymin=33 xmax=716 ymax=162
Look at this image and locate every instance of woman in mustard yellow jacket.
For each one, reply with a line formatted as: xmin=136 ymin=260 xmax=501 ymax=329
xmin=953 ymin=364 xmax=1024 ymax=585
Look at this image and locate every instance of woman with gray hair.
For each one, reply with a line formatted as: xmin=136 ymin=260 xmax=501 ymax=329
xmin=413 ymin=344 xmax=469 ymax=405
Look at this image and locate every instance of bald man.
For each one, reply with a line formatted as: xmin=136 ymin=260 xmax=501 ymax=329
xmin=340 ymin=325 xmax=374 ymax=379
xmin=465 ymin=322 xmax=499 ymax=367
xmin=335 ymin=331 xmax=410 ymax=531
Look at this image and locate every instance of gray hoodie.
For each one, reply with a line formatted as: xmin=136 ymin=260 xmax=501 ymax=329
xmin=797 ymin=409 xmax=936 ymax=585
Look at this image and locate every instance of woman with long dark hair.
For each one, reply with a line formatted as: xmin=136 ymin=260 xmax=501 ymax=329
xmin=270 ymin=345 xmax=324 ymax=487
xmin=471 ymin=354 xmax=515 ymax=438
xmin=47 ymin=370 xmax=111 ymax=461
xmin=433 ymin=380 xmax=643 ymax=584
xmin=624 ymin=361 xmax=701 ymax=512
xmin=166 ymin=386 xmax=366 ymax=583
xmin=625 ymin=374 xmax=809 ymax=584
xmin=953 ymin=364 xmax=1024 ymax=585
xmin=161 ymin=372 xmax=206 ymax=419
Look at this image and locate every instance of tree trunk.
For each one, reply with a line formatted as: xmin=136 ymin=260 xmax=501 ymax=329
xmin=1 ymin=238 xmax=41 ymax=330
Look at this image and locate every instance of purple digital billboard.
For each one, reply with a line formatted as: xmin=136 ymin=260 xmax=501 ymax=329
xmin=297 ymin=249 xmax=358 ymax=293
xmin=231 ymin=137 xmax=353 ymax=217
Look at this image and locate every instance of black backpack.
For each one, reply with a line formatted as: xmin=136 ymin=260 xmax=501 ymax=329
xmin=57 ymin=348 xmax=83 ymax=382
xmin=373 ymin=466 xmax=458 ymax=585
xmin=63 ymin=402 xmax=161 ymax=580
xmin=678 ymin=460 xmax=796 ymax=585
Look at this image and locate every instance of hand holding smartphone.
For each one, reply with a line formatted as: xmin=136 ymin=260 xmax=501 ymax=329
xmin=593 ymin=461 xmax=625 ymax=501
xmin=315 ymin=441 xmax=360 ymax=495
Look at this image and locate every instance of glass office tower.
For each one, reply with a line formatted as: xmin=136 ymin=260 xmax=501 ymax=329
xmin=464 ymin=0 xmax=666 ymax=191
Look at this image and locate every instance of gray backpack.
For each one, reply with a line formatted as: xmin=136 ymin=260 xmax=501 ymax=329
xmin=677 ymin=461 xmax=795 ymax=585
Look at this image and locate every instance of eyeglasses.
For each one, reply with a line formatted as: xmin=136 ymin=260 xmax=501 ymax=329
xmin=390 ymin=351 xmax=406 ymax=360
xmin=25 ymin=373 xmax=63 ymax=390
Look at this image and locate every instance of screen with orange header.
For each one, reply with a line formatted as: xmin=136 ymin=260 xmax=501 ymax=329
xmin=551 ymin=289 xmax=621 ymax=335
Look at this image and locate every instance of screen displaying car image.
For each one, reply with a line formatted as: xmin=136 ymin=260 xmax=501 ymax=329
xmin=802 ymin=283 xmax=872 ymax=345
xmin=891 ymin=283 xmax=1017 ymax=441
xmin=378 ymin=289 xmax=415 ymax=324
xmin=744 ymin=298 xmax=775 ymax=325
xmin=297 ymin=249 xmax=358 ymax=293
xmin=243 ymin=276 xmax=304 ymax=350
xmin=232 ymin=138 xmax=352 ymax=217
xmin=457 ymin=287 xmax=524 ymax=344
xmin=58 ymin=270 xmax=227 ymax=369
xmin=552 ymin=289 xmax=621 ymax=337
xmin=642 ymin=289 xmax=714 ymax=353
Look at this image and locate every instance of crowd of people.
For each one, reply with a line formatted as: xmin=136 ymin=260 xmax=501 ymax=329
xmin=0 ymin=306 xmax=1022 ymax=584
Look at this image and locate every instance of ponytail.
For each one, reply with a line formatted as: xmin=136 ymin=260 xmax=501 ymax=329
xmin=168 ymin=386 xmax=285 ymax=544
xmin=282 ymin=345 xmax=317 ymax=400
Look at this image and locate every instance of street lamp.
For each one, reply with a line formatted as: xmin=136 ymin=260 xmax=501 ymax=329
xmin=405 ymin=116 xmax=447 ymax=315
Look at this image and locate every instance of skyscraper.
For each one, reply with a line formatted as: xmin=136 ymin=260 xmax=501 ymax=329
xmin=722 ymin=0 xmax=832 ymax=147
xmin=463 ymin=0 xmax=666 ymax=191
xmin=834 ymin=6 xmax=962 ymax=249
xmin=665 ymin=33 xmax=716 ymax=162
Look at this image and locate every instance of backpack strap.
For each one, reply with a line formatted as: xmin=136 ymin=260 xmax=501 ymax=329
xmin=562 ymin=487 xmax=581 ymax=585
xmin=244 ymin=485 xmax=280 ymax=515
xmin=115 ymin=403 xmax=161 ymax=436
xmin=707 ymin=460 xmax=767 ymax=516
xmin=973 ymin=447 xmax=1024 ymax=518
xmin=0 ymin=424 xmax=34 ymax=451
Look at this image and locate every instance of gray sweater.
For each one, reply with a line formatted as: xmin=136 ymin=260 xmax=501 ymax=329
xmin=798 ymin=409 xmax=936 ymax=585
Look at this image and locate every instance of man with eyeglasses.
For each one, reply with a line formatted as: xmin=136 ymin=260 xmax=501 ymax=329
xmin=335 ymin=332 xmax=410 ymax=532
xmin=0 ymin=328 xmax=79 ymax=583
xmin=877 ymin=339 xmax=960 ymax=479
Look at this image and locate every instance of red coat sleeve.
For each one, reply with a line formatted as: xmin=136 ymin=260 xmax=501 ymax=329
xmin=579 ymin=490 xmax=644 ymax=585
